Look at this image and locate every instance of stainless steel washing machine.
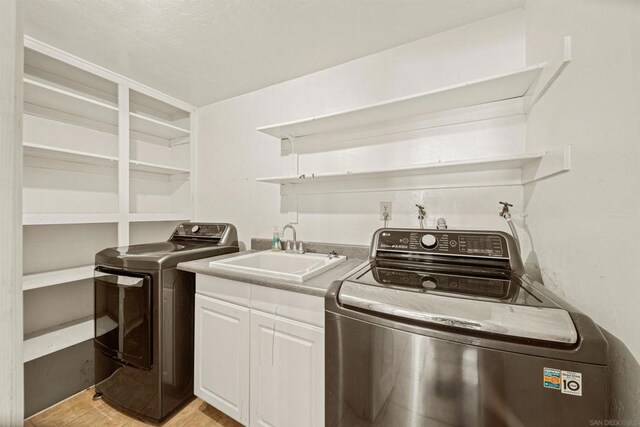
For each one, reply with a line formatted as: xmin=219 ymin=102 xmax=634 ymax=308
xmin=94 ymin=222 xmax=238 ymax=421
xmin=326 ymin=228 xmax=608 ymax=426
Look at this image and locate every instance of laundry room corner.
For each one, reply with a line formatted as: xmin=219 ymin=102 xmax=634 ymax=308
xmin=524 ymin=0 xmax=640 ymax=420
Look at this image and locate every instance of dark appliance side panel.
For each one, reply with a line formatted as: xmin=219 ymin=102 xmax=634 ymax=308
xmin=325 ymin=312 xmax=607 ymax=427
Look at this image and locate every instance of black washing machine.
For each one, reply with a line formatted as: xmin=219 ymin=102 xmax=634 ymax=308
xmin=94 ymin=222 xmax=238 ymax=421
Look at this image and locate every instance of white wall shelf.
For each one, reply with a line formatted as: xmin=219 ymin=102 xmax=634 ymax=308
xmin=23 ymin=315 xmax=94 ymax=363
xmin=129 ymin=213 xmax=191 ymax=222
xmin=130 ymin=160 xmax=190 ymax=175
xmin=257 ymin=146 xmax=571 ymax=192
xmin=23 ymin=78 xmax=191 ymax=146
xmin=23 ymin=77 xmax=119 ymax=135
xmin=23 ymin=213 xmax=120 ymax=226
xmin=23 ymin=142 xmax=118 ymax=168
xmin=130 ymin=112 xmax=190 ymax=141
xmin=23 ymin=265 xmax=94 ymax=291
xmin=257 ymin=64 xmax=545 ymax=141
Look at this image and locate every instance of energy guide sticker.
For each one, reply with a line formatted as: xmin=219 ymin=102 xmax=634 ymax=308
xmin=561 ymin=370 xmax=582 ymax=396
xmin=543 ymin=368 xmax=561 ymax=390
xmin=543 ymin=368 xmax=583 ymax=396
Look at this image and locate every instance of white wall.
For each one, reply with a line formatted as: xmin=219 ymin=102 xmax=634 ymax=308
xmin=0 ymin=0 xmax=24 ymax=422
xmin=196 ymin=10 xmax=527 ymax=247
xmin=524 ymin=0 xmax=640 ymax=420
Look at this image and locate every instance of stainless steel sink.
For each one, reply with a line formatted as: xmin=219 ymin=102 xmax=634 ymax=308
xmin=209 ymin=251 xmax=346 ymax=283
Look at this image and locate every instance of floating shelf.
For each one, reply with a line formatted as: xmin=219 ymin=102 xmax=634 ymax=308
xmin=23 ymin=315 xmax=94 ymax=363
xmin=129 ymin=213 xmax=191 ymax=222
xmin=23 ymin=265 xmax=95 ymax=291
xmin=257 ymin=146 xmax=571 ymax=192
xmin=130 ymin=160 xmax=190 ymax=175
xmin=257 ymin=64 xmax=545 ymax=141
xmin=23 ymin=213 xmax=120 ymax=225
xmin=23 ymin=142 xmax=118 ymax=167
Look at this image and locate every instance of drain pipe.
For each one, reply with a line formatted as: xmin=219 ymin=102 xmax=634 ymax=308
xmin=499 ymin=201 xmax=521 ymax=253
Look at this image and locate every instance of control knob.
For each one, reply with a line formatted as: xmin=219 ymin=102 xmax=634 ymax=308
xmin=420 ymin=234 xmax=438 ymax=249
xmin=421 ymin=276 xmax=438 ymax=290
xmin=191 ymin=225 xmax=200 ymax=234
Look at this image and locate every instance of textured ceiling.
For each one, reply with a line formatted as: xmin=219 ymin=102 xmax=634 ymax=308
xmin=24 ymin=0 xmax=525 ymax=107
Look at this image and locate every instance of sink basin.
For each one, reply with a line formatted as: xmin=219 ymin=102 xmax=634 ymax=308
xmin=209 ymin=251 xmax=346 ymax=283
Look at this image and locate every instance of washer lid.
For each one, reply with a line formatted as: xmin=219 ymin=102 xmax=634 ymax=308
xmin=95 ymin=242 xmax=237 ymax=270
xmin=338 ymin=281 xmax=578 ymax=345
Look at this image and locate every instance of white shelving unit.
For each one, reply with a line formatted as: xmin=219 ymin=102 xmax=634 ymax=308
xmin=22 ymin=37 xmax=197 ymax=363
xmin=23 ymin=265 xmax=95 ymax=291
xmin=23 ymin=315 xmax=95 ymax=363
xmin=129 ymin=213 xmax=192 ymax=222
xmin=23 ymin=142 xmax=119 ymax=167
xmin=22 ymin=213 xmax=120 ymax=225
xmin=256 ymin=36 xmax=573 ymax=215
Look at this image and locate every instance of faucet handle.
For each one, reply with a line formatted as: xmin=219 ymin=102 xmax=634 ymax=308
xmin=296 ymin=241 xmax=305 ymax=254
xmin=285 ymin=240 xmax=294 ymax=252
xmin=328 ymin=250 xmax=338 ymax=259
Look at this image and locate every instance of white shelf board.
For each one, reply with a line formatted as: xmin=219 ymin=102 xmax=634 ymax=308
xmin=129 ymin=160 xmax=190 ymax=175
xmin=257 ymin=152 xmax=547 ymax=185
xmin=257 ymin=64 xmax=545 ymax=140
xmin=23 ymin=265 xmax=94 ymax=291
xmin=23 ymin=213 xmax=120 ymax=225
xmin=23 ymin=315 xmax=94 ymax=363
xmin=130 ymin=112 xmax=190 ymax=141
xmin=129 ymin=213 xmax=191 ymax=222
xmin=23 ymin=77 xmax=119 ymax=134
xmin=23 ymin=142 xmax=118 ymax=168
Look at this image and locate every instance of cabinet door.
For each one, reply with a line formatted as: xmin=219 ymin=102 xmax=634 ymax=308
xmin=195 ymin=294 xmax=249 ymax=425
xmin=250 ymin=310 xmax=324 ymax=427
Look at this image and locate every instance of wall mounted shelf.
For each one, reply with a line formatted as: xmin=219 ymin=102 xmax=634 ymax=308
xmin=257 ymin=145 xmax=571 ymax=194
xmin=23 ymin=315 xmax=106 ymax=363
xmin=130 ymin=112 xmax=190 ymax=141
xmin=257 ymin=64 xmax=545 ymax=141
xmin=129 ymin=160 xmax=190 ymax=175
xmin=128 ymin=213 xmax=191 ymax=222
xmin=23 ymin=265 xmax=94 ymax=291
xmin=23 ymin=142 xmax=118 ymax=167
xmin=23 ymin=213 xmax=120 ymax=225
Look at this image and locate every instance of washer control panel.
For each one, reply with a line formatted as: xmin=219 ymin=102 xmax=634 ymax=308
xmin=376 ymin=230 xmax=508 ymax=258
xmin=172 ymin=223 xmax=227 ymax=240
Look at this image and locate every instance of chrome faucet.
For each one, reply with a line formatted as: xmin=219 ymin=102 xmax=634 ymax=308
xmin=499 ymin=201 xmax=513 ymax=219
xmin=281 ymin=223 xmax=304 ymax=254
xmin=416 ymin=204 xmax=427 ymax=229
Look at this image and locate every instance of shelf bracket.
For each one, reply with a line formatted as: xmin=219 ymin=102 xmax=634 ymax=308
xmin=522 ymin=144 xmax=571 ymax=184
xmin=525 ymin=36 xmax=572 ymax=113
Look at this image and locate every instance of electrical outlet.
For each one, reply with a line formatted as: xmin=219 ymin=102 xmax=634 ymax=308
xmin=380 ymin=202 xmax=392 ymax=220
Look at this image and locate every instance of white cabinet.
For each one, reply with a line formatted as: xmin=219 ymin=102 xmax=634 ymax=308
xmin=194 ymin=275 xmax=325 ymax=427
xmin=250 ymin=310 xmax=324 ymax=427
xmin=194 ymin=294 xmax=250 ymax=425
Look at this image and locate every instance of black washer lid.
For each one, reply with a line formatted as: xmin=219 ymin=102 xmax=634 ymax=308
xmin=95 ymin=242 xmax=237 ymax=270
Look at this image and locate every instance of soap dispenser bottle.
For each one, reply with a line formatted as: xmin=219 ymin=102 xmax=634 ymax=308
xmin=271 ymin=227 xmax=281 ymax=251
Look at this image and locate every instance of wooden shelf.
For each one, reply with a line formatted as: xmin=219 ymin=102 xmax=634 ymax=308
xmin=23 ymin=142 xmax=118 ymax=167
xmin=130 ymin=112 xmax=190 ymax=141
xmin=257 ymin=64 xmax=545 ymax=141
xmin=130 ymin=160 xmax=190 ymax=175
xmin=258 ymin=152 xmax=545 ymax=184
xmin=129 ymin=213 xmax=191 ymax=222
xmin=23 ymin=213 xmax=120 ymax=225
xmin=23 ymin=315 xmax=94 ymax=363
xmin=257 ymin=146 xmax=571 ymax=193
xmin=23 ymin=77 xmax=190 ymax=145
xmin=23 ymin=77 xmax=119 ymax=135
xmin=23 ymin=265 xmax=94 ymax=291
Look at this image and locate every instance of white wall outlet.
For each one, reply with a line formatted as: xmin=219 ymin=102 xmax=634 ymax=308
xmin=380 ymin=202 xmax=392 ymax=220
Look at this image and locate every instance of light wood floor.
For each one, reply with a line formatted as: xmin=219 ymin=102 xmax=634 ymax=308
xmin=25 ymin=387 xmax=242 ymax=427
